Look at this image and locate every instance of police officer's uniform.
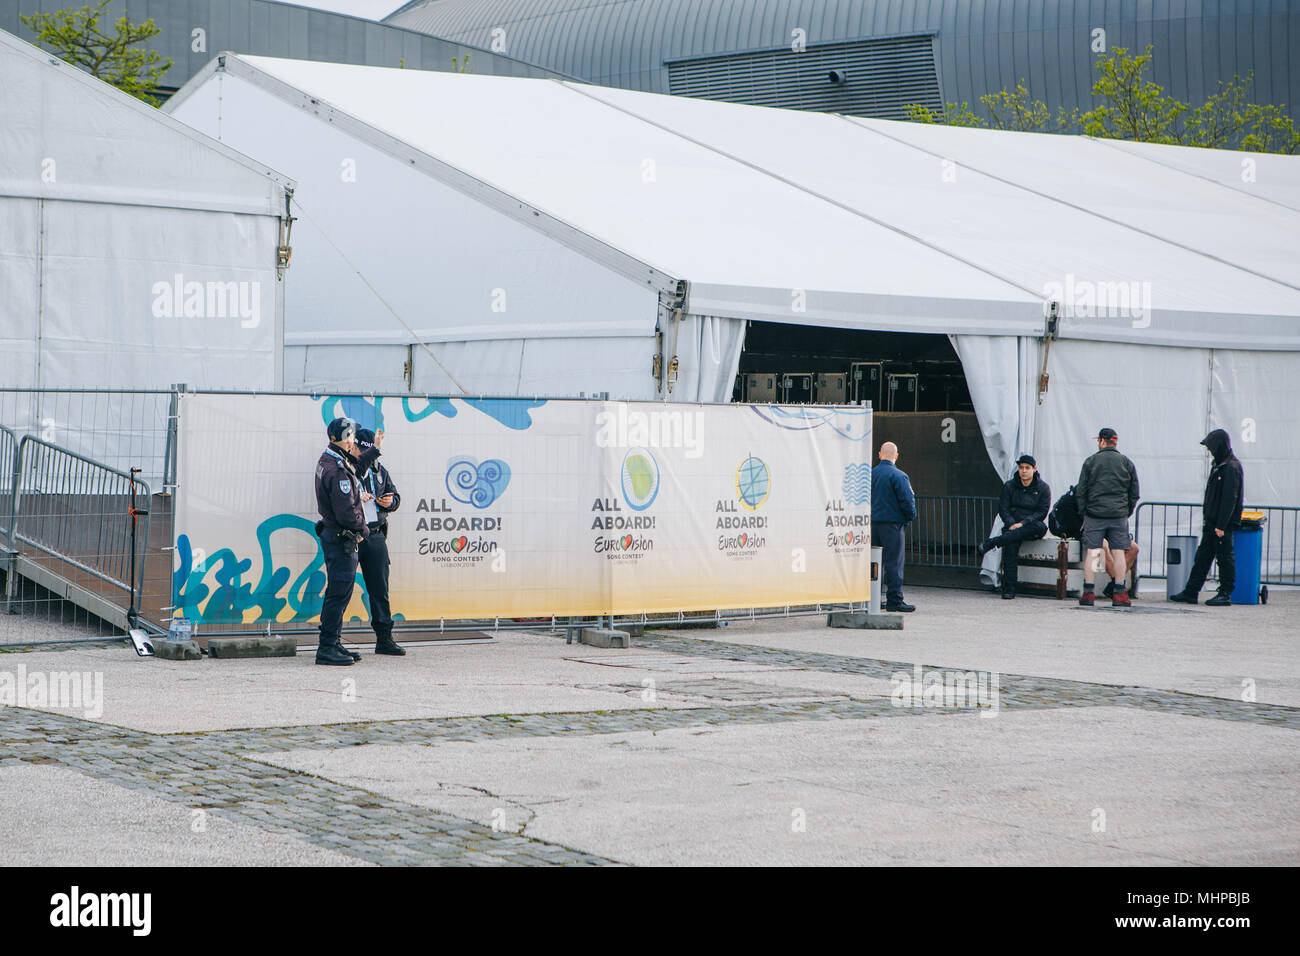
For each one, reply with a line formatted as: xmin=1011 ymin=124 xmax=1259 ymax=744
xmin=313 ymin=418 xmax=380 ymax=666
xmin=354 ymin=428 xmax=404 ymax=655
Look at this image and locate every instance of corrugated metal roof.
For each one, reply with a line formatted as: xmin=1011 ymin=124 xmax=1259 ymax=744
xmin=384 ymin=0 xmax=1300 ymax=124
xmin=0 ymin=0 xmax=573 ymax=92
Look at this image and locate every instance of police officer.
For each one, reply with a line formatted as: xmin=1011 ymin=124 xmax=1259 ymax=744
xmin=354 ymin=428 xmax=405 ymax=655
xmin=314 ymin=417 xmax=381 ymax=666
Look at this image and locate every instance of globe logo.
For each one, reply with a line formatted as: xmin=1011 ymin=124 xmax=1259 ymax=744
xmin=621 ymin=448 xmax=660 ymax=511
xmin=735 ymin=455 xmax=770 ymax=510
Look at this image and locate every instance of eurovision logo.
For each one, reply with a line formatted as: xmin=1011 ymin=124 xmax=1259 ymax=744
xmin=592 ymin=448 xmax=659 ymax=560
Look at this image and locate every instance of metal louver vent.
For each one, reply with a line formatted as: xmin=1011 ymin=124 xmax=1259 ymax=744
xmin=666 ymin=34 xmax=941 ymax=119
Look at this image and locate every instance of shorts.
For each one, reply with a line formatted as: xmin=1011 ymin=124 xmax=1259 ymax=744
xmin=1080 ymin=515 xmax=1131 ymax=550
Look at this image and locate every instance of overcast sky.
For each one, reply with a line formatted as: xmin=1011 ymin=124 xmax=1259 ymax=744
xmin=278 ymin=0 xmax=411 ymax=21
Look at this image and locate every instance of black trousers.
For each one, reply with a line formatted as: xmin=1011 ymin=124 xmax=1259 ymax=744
xmin=318 ymin=535 xmax=358 ymax=647
xmin=872 ymin=521 xmax=906 ymax=605
xmin=991 ymin=519 xmax=1047 ymax=589
xmin=1185 ymin=522 xmax=1236 ymax=595
xmin=358 ymin=527 xmax=393 ymax=639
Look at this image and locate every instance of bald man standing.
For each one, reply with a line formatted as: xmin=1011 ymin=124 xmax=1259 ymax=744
xmin=871 ymin=442 xmax=918 ymax=612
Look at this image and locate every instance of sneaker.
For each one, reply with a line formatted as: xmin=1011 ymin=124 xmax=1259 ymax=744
xmin=1205 ymin=592 xmax=1232 ymax=607
xmin=1078 ymin=592 xmax=1095 ymax=606
xmin=884 ymin=602 xmax=916 ymax=613
xmin=976 ymin=539 xmax=995 ymax=558
xmin=1168 ymin=590 xmax=1197 ymax=604
xmin=1111 ymin=590 xmax=1132 ymax=608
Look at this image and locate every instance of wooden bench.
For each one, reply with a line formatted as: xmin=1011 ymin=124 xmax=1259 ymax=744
xmin=1010 ymin=536 xmax=1133 ymax=598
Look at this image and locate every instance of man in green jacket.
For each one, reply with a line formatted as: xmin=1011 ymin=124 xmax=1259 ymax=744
xmin=1075 ymin=427 xmax=1140 ymax=607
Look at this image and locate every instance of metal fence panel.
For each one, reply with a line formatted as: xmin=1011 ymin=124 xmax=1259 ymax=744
xmin=2 ymin=436 xmax=153 ymax=644
xmin=1134 ymin=501 xmax=1299 ymax=587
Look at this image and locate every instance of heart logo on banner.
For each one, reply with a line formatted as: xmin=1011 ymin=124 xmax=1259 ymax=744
xmin=452 ymin=536 xmax=468 ymax=553
xmin=845 ymin=531 xmax=854 ymax=545
xmin=622 ymin=534 xmax=633 ymax=550
xmin=738 ymin=533 xmax=748 ymax=548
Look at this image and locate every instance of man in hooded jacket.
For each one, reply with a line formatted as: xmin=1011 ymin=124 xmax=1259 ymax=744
xmin=1170 ymin=428 xmax=1244 ymax=606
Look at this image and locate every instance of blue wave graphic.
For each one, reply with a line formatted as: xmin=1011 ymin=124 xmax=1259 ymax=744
xmin=750 ymin=405 xmax=871 ymax=441
xmin=843 ymin=463 xmax=872 ymax=505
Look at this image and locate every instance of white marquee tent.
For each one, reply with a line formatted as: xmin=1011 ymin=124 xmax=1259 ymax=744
xmin=164 ymin=54 xmax=1300 ymax=517
xmin=0 ymin=29 xmax=293 ymax=398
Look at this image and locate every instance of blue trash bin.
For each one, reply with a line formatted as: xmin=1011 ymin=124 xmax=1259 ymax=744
xmin=1230 ymin=527 xmax=1263 ymax=605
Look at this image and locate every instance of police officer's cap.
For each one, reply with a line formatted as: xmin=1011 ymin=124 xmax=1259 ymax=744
xmin=327 ymin=417 xmax=356 ymax=442
xmin=355 ymin=427 xmax=376 ymax=446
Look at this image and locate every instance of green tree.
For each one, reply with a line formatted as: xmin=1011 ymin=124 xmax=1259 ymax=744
xmin=906 ymin=45 xmax=1300 ymax=154
xmin=1078 ymin=46 xmax=1185 ymax=143
xmin=21 ymin=0 xmax=172 ymax=106
xmin=904 ymin=101 xmax=986 ymax=128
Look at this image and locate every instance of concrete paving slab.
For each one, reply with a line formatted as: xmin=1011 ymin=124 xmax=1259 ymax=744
xmin=679 ymin=587 xmax=1300 ymax=706
xmin=2 ymin=634 xmax=861 ymax=732
xmin=0 ymin=763 xmax=370 ymax=866
xmin=253 ymin=707 xmax=1298 ymax=866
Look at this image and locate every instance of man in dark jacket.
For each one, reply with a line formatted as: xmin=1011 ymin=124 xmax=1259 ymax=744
xmin=314 ymin=417 xmax=382 ymax=665
xmin=977 ymin=454 xmax=1050 ymax=600
xmin=871 ymin=441 xmax=918 ymax=612
xmin=353 ymin=428 xmax=405 ymax=654
xmin=1075 ymin=427 xmax=1140 ymax=607
xmin=1171 ymin=428 xmax=1244 ymax=606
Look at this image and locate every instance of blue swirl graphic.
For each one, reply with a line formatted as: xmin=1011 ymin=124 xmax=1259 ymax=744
xmin=446 ymin=456 xmax=511 ymax=509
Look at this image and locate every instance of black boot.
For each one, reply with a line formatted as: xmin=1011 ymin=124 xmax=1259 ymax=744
xmin=977 ymin=538 xmax=998 ymax=558
xmin=338 ymin=640 xmax=361 ymax=662
xmin=375 ymin=633 xmax=406 ymax=656
xmin=1001 ymin=586 xmax=1016 ymax=599
xmin=316 ymin=641 xmax=356 ymax=666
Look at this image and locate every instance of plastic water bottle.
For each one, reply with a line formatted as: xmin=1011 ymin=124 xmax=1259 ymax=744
xmin=167 ymin=617 xmax=192 ymax=643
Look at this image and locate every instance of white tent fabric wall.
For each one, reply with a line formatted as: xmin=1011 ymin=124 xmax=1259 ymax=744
xmin=0 ymin=29 xmax=292 ymax=397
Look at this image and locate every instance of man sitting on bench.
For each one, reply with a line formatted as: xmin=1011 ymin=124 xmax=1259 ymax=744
xmin=977 ymin=455 xmax=1051 ymax=600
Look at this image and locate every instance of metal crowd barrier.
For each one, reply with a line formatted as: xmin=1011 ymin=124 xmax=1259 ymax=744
xmin=904 ymin=495 xmax=999 ymax=569
xmin=0 ymin=424 xmax=16 ymax=541
xmin=3 ymin=435 xmax=153 ymax=634
xmin=1134 ymin=501 xmax=1299 ymax=586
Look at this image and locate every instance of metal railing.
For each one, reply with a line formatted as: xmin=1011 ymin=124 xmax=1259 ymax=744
xmin=3 ymin=435 xmax=154 ymax=640
xmin=905 ymin=495 xmax=999 ymax=569
xmin=1134 ymin=501 xmax=1299 ymax=586
xmin=0 ymin=424 xmax=16 ymax=541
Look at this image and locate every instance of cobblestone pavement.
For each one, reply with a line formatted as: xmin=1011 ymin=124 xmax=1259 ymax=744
xmin=2 ymin=628 xmax=1296 ymax=866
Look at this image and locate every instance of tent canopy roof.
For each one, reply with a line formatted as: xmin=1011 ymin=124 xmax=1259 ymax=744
xmin=0 ymin=30 xmax=292 ymax=216
xmin=172 ymin=54 xmax=1300 ymax=349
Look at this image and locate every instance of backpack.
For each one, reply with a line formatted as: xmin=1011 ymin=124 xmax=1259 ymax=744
xmin=1049 ymin=485 xmax=1083 ymax=539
